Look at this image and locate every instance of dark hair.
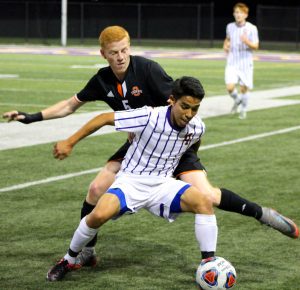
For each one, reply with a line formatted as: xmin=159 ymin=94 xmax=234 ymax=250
xmin=172 ymin=76 xmax=205 ymax=101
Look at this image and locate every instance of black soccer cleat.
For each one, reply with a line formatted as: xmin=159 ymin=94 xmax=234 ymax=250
xmin=46 ymin=258 xmax=81 ymax=281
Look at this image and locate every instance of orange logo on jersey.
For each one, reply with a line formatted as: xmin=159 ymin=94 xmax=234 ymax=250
xmin=131 ymin=86 xmax=143 ymax=97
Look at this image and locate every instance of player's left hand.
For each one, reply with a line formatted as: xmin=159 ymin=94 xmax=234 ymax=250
xmin=53 ymin=140 xmax=73 ymax=160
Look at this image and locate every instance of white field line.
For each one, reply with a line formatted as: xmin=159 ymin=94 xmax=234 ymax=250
xmin=0 ymin=102 xmax=54 ymax=108
xmin=1 ymin=125 xmax=299 ymax=194
xmin=199 ymin=125 xmax=300 ymax=150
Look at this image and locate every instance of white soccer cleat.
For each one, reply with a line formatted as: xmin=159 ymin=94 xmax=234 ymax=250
xmin=239 ymin=109 xmax=247 ymax=119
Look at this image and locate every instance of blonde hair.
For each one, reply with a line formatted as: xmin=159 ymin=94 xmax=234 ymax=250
xmin=233 ymin=3 xmax=249 ymax=14
xmin=99 ymin=26 xmax=130 ymax=48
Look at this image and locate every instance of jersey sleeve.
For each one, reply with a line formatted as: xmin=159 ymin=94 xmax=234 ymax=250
xmin=76 ymin=74 xmax=106 ymax=102
xmin=226 ymin=23 xmax=230 ymax=38
xmin=146 ymin=61 xmax=173 ymax=106
xmin=114 ymin=106 xmax=152 ymax=133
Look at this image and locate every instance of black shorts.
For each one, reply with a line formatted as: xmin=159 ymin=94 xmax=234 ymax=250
xmin=108 ymin=140 xmax=206 ymax=177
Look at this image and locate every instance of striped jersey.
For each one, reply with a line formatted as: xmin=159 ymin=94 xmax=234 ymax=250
xmin=114 ymin=106 xmax=205 ymax=177
xmin=226 ymin=21 xmax=259 ymax=69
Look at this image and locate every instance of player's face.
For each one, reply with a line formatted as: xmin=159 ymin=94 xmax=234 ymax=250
xmin=169 ymin=95 xmax=201 ymax=128
xmin=101 ymin=37 xmax=131 ymax=80
xmin=233 ymin=8 xmax=248 ymax=25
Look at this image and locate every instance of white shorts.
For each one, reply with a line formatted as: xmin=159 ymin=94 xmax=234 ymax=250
xmin=107 ymin=173 xmax=191 ymax=222
xmin=225 ymin=65 xmax=253 ymax=89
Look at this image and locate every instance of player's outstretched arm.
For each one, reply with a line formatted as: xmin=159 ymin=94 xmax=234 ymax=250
xmin=53 ymin=112 xmax=115 ymax=160
xmin=2 ymin=96 xmax=83 ymax=124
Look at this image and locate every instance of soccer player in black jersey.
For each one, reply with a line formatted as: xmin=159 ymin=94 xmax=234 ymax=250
xmin=3 ymin=26 xmax=298 ymax=268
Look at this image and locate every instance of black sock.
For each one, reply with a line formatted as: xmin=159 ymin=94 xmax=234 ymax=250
xmin=81 ymin=200 xmax=97 ymax=247
xmin=218 ymin=188 xmax=262 ymax=220
xmin=201 ymin=251 xmax=215 ymax=259
xmin=68 ymin=248 xmax=79 ymax=258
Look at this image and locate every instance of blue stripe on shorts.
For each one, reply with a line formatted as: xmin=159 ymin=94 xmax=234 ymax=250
xmin=107 ymin=188 xmax=132 ymax=216
xmin=170 ymin=184 xmax=191 ymax=213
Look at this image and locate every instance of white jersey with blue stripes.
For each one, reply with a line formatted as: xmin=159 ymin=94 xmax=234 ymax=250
xmin=114 ymin=105 xmax=205 ymax=177
xmin=226 ymin=21 xmax=259 ymax=69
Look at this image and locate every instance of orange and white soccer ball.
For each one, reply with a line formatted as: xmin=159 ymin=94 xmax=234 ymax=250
xmin=196 ymin=256 xmax=236 ymax=290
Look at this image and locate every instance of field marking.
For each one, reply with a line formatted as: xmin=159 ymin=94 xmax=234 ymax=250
xmin=70 ymin=64 xmax=106 ymax=69
xmin=0 ymin=74 xmax=19 ymax=79
xmin=1 ymin=124 xmax=299 ymax=194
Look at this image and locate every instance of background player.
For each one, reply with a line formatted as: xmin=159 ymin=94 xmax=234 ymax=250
xmin=47 ymin=76 xmax=218 ymax=281
xmin=3 ymin=26 xmax=297 ymax=268
xmin=223 ymin=2 xmax=259 ymax=119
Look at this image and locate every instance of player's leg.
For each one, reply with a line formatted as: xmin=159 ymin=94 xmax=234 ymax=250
xmin=78 ymin=141 xmax=129 ymax=266
xmin=239 ymin=85 xmax=249 ymax=119
xmin=77 ymin=160 xmax=121 ymax=266
xmin=47 ymin=193 xmax=120 ymax=281
xmin=180 ymin=170 xmax=262 ymax=217
xmin=147 ymin=179 xmax=217 ymax=260
xmin=225 ymin=66 xmax=241 ymax=113
xmin=180 ymin=185 xmax=217 ymax=259
xmin=238 ymin=67 xmax=253 ymax=119
xmin=176 ymin=150 xmax=299 ymax=238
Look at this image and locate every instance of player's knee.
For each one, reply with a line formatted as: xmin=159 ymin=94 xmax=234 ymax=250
xmin=195 ymin=186 xmax=220 ymax=207
xmin=208 ymin=187 xmax=222 ymax=206
xmin=226 ymin=84 xmax=235 ymax=93
xmin=87 ymin=210 xmax=109 ymax=228
xmin=194 ymin=194 xmax=214 ymax=215
xmin=88 ymin=180 xmax=106 ymax=202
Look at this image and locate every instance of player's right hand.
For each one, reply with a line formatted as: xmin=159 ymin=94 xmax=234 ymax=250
xmin=53 ymin=140 xmax=73 ymax=160
xmin=2 ymin=110 xmax=26 ymax=122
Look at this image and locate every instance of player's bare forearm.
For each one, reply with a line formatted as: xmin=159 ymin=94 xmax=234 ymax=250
xmin=223 ymin=38 xmax=230 ymax=53
xmin=67 ymin=112 xmax=115 ymax=147
xmin=53 ymin=112 xmax=115 ymax=160
xmin=3 ymin=96 xmax=83 ymax=124
xmin=42 ymin=96 xmax=83 ymax=120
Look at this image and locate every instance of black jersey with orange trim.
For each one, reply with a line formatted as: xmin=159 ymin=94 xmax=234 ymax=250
xmin=76 ymin=55 xmax=173 ymax=110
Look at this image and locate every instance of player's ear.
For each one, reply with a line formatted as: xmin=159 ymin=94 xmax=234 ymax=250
xmin=168 ymin=95 xmax=175 ymax=105
xmin=100 ymin=49 xmax=106 ymax=59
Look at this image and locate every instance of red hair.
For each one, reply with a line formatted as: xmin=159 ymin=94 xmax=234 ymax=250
xmin=233 ymin=3 xmax=249 ymax=14
xmin=99 ymin=26 xmax=130 ymax=48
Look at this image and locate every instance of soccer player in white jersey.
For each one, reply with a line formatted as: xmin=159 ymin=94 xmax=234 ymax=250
xmin=47 ymin=76 xmax=219 ymax=282
xmin=223 ymin=2 xmax=259 ymax=119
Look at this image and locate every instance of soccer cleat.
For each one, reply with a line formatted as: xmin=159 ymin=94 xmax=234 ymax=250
xmin=76 ymin=247 xmax=98 ymax=267
xmin=46 ymin=258 xmax=81 ymax=281
xmin=239 ymin=108 xmax=247 ymax=119
xmin=260 ymin=207 xmax=299 ymax=239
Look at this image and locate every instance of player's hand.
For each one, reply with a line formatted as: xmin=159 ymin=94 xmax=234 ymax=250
xmin=2 ymin=110 xmax=26 ymax=122
xmin=240 ymin=32 xmax=249 ymax=44
xmin=53 ymin=140 xmax=73 ymax=160
xmin=2 ymin=110 xmax=42 ymax=124
xmin=223 ymin=42 xmax=230 ymax=53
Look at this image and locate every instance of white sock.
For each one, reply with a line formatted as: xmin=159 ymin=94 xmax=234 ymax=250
xmin=240 ymin=93 xmax=249 ymax=110
xmin=64 ymin=253 xmax=76 ymax=264
xmin=68 ymin=217 xmax=98 ymax=255
xmin=229 ymin=89 xmax=239 ymax=101
xmin=195 ymin=214 xmax=218 ymax=253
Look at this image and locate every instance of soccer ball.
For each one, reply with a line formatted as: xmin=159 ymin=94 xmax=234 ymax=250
xmin=196 ymin=256 xmax=236 ymax=290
